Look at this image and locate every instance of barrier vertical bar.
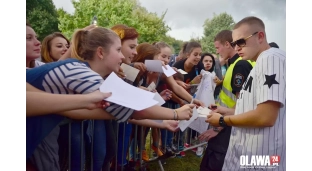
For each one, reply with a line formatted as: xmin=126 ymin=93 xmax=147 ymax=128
xmin=90 ymin=120 xmax=94 ymax=171
xmin=115 ymin=122 xmax=119 ymax=171
xmin=80 ymin=121 xmax=84 ymax=171
xmin=121 ymin=122 xmax=126 ymax=171
xmin=68 ymin=122 xmax=71 ymax=171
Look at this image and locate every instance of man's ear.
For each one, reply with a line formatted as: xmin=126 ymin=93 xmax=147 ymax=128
xmin=225 ymin=41 xmax=232 ymax=48
xmin=258 ymin=31 xmax=265 ymax=44
xmin=95 ymin=46 xmax=105 ymax=60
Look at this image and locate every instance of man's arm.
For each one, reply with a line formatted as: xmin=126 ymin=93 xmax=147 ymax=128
xmin=231 ymin=60 xmax=253 ymax=98
xmin=224 ymin=55 xmax=285 ymax=127
xmin=224 ymin=101 xmax=281 ymax=127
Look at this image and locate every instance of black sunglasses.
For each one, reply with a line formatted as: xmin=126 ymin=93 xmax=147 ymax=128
xmin=231 ymin=32 xmax=258 ymax=48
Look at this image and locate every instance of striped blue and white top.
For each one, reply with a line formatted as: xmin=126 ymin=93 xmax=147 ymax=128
xmin=26 ymin=58 xmax=134 ymax=159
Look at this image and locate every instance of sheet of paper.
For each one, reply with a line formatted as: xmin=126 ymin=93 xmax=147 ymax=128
xmin=162 ymin=65 xmax=176 ymax=77
xmin=177 ymin=69 xmax=188 ymax=75
xmin=178 ymin=107 xmax=199 ymax=132
xmin=145 ymin=60 xmax=163 ymax=73
xmin=188 ymin=116 xmax=209 ymax=134
xmin=198 ymin=114 xmax=209 ymax=118
xmin=145 ymin=60 xmax=176 ymax=77
xmin=197 ymin=107 xmax=211 ymax=115
xmin=99 ymin=72 xmax=158 ymax=111
xmin=153 ymin=92 xmax=166 ymax=106
xmin=120 ymin=63 xmax=140 ymax=82
xmin=147 ymin=82 xmax=156 ymax=91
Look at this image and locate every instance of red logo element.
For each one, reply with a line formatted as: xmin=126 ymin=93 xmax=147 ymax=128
xmin=270 ymin=155 xmax=280 ymax=165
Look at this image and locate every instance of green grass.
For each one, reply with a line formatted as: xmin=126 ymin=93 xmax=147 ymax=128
xmin=143 ymin=131 xmax=202 ymax=171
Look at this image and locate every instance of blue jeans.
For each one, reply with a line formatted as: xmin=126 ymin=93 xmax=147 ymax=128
xmin=59 ymin=120 xmax=106 ymax=171
xmin=160 ymin=129 xmax=173 ymax=147
xmin=117 ymin=122 xmax=132 ymax=166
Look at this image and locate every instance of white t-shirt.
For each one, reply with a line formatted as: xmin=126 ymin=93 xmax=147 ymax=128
xmin=222 ymin=48 xmax=286 ymax=171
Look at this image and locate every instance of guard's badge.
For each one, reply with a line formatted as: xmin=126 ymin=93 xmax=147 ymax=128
xmin=234 ymin=73 xmax=244 ymax=87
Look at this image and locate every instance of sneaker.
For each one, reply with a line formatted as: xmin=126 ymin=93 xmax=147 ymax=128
xmin=159 ymin=146 xmax=176 ymax=159
xmin=142 ymin=150 xmax=149 ymax=161
xmin=196 ymin=146 xmax=204 ymax=157
xmin=192 ymin=147 xmax=197 ymax=153
xmin=152 ymin=145 xmax=164 ymax=157
xmin=165 ymin=147 xmax=176 ymax=157
xmin=184 ymin=143 xmax=190 ymax=148
xmin=180 ymin=151 xmax=186 ymax=157
xmin=171 ymin=144 xmax=179 ymax=153
xmin=178 ymin=145 xmax=184 ymax=151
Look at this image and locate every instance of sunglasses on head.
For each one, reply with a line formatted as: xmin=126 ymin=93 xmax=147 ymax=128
xmin=231 ymin=32 xmax=259 ymax=48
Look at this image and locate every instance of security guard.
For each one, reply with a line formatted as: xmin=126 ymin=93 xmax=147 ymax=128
xmin=200 ymin=30 xmax=255 ymax=171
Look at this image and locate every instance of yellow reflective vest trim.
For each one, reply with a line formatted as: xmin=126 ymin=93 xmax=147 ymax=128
xmin=216 ymin=57 xmax=256 ymax=108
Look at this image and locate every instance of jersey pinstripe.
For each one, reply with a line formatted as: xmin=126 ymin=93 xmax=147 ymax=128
xmin=27 ymin=59 xmax=134 ymax=122
xmin=222 ymin=48 xmax=286 ymax=171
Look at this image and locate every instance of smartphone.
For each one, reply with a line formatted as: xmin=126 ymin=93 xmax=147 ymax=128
xmin=91 ymin=16 xmax=97 ymax=25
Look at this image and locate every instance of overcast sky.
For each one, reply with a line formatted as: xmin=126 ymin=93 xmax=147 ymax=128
xmin=52 ymin=0 xmax=286 ymax=50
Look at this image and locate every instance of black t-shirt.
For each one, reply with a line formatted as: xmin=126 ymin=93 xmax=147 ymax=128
xmin=173 ymin=58 xmax=205 ymax=84
xmin=228 ymin=54 xmax=253 ymax=95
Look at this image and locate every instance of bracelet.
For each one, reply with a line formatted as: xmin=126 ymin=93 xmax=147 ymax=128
xmin=173 ymin=110 xmax=177 ymax=120
xmin=174 ymin=109 xmax=179 ymax=120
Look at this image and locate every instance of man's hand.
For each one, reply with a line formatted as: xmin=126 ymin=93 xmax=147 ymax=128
xmin=208 ymin=104 xmax=233 ymax=116
xmin=205 ymin=112 xmax=222 ymax=127
xmin=198 ymin=128 xmax=219 ymax=142
xmin=163 ymin=120 xmax=179 ymax=132
xmin=84 ymin=91 xmax=112 ymax=110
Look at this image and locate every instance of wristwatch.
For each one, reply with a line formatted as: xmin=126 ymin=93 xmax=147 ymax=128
xmin=213 ymin=127 xmax=220 ymax=132
xmin=219 ymin=116 xmax=228 ymax=127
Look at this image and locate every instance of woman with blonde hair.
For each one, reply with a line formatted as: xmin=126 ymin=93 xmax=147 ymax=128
xmin=41 ymin=32 xmax=70 ymax=63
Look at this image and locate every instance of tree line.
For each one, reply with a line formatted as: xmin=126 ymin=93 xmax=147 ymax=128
xmin=27 ymin=0 xmax=235 ymax=54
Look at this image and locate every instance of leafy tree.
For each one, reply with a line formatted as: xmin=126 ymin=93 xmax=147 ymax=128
xmin=26 ymin=0 xmax=60 ymax=41
xmin=200 ymin=12 xmax=235 ymax=54
xmin=161 ymin=35 xmax=183 ymax=54
xmin=58 ymin=0 xmax=170 ymax=43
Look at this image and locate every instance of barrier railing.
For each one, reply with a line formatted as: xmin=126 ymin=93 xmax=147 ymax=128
xmin=60 ymin=120 xmax=207 ymax=171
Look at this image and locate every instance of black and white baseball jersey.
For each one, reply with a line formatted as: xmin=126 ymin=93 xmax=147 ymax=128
xmin=222 ymin=48 xmax=286 ymax=171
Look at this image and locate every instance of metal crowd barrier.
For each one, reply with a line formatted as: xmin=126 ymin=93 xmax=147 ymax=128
xmin=62 ymin=120 xmax=207 ymax=171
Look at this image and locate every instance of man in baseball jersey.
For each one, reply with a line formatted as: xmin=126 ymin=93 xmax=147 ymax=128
xmin=206 ymin=16 xmax=286 ymax=171
xmin=199 ymin=30 xmax=255 ymax=171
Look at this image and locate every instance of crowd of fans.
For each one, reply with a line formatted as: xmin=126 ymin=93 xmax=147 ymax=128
xmin=26 ymin=15 xmax=285 ymax=171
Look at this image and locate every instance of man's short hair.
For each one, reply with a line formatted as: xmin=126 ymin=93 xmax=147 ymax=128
xmin=269 ymin=42 xmax=279 ymax=48
xmin=234 ymin=16 xmax=265 ymax=30
xmin=214 ymin=30 xmax=233 ymax=44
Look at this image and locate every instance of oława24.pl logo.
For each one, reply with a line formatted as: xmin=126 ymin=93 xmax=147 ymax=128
xmin=240 ymin=155 xmax=280 ymax=169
